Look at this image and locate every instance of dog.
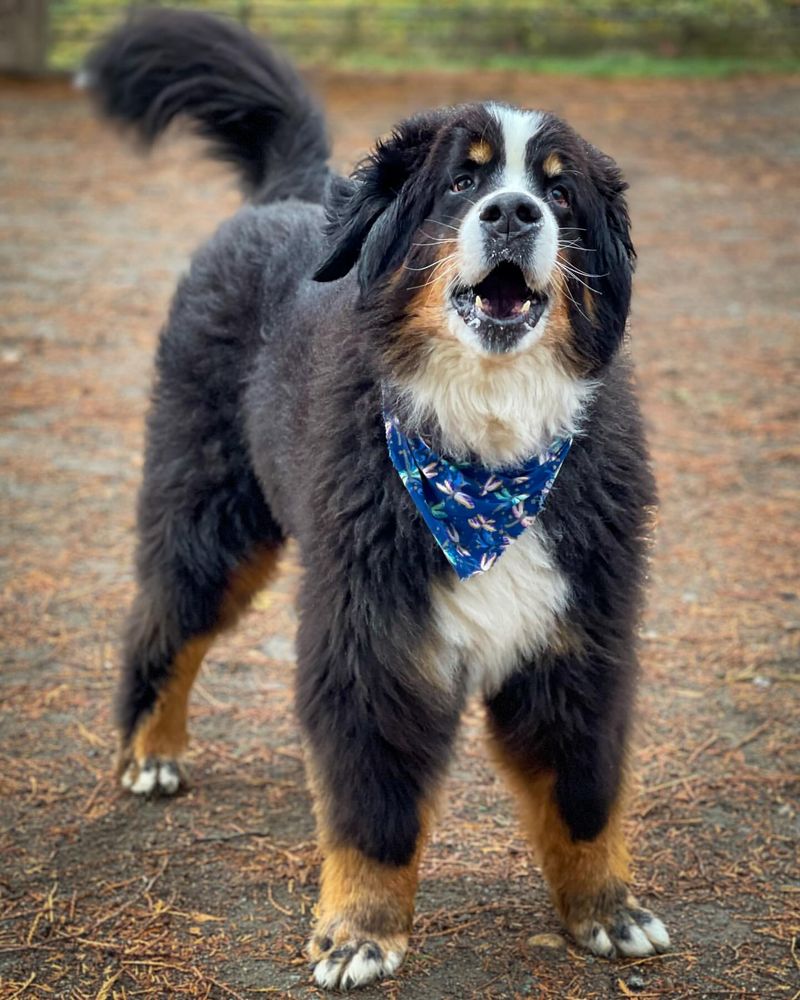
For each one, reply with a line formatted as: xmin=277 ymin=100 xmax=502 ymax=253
xmin=85 ymin=9 xmax=670 ymax=990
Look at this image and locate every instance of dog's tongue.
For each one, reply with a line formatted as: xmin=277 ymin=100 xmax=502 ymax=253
xmin=477 ymin=292 xmax=531 ymax=320
xmin=474 ymin=261 xmax=532 ymax=321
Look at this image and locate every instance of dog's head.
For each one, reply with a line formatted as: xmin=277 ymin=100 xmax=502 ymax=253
xmin=315 ymin=102 xmax=634 ymax=375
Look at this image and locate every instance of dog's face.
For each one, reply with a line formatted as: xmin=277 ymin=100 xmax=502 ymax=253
xmin=316 ymin=103 xmax=634 ymax=375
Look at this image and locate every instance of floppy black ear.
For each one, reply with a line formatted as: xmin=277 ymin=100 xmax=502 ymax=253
xmin=312 ymin=174 xmax=382 ymax=283
xmin=574 ymin=146 xmax=635 ymax=364
xmin=313 ymin=112 xmax=443 ymax=289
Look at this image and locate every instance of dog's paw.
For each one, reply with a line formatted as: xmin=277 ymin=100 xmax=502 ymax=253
xmin=571 ymin=896 xmax=670 ymax=958
xmin=119 ymin=755 xmax=183 ymax=797
xmin=309 ymin=931 xmax=407 ymax=991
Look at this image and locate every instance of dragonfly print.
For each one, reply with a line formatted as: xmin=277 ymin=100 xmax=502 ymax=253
xmin=384 ymin=410 xmax=572 ymax=580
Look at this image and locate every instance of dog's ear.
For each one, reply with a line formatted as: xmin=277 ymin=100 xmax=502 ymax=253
xmin=313 ymin=112 xmax=443 ymax=289
xmin=312 ymin=173 xmax=381 ymax=283
xmin=571 ymin=145 xmax=635 ymax=364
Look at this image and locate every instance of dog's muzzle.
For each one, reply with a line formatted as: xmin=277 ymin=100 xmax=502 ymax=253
xmin=450 ymin=190 xmax=556 ymax=354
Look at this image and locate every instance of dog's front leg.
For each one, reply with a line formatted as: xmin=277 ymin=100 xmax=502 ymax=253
xmin=305 ymin=804 xmax=433 ymax=990
xmin=296 ymin=600 xmax=463 ymax=990
xmin=485 ymin=651 xmax=671 ymax=959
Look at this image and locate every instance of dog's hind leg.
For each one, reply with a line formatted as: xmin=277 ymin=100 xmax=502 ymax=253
xmin=116 ymin=302 xmax=285 ymax=794
xmin=118 ymin=529 xmax=282 ymax=796
xmin=485 ymin=651 xmax=670 ymax=958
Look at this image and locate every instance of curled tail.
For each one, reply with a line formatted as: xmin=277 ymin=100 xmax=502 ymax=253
xmin=82 ymin=8 xmax=330 ymax=204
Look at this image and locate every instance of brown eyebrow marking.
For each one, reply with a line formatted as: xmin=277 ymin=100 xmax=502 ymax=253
xmin=543 ymin=153 xmax=563 ymax=177
xmin=468 ymin=139 xmax=493 ymax=165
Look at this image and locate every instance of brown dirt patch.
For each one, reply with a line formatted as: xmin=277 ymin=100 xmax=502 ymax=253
xmin=1 ymin=71 xmax=798 ymax=999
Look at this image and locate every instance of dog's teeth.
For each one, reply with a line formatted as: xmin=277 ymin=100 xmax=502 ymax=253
xmin=520 ymin=300 xmax=531 ymax=314
xmin=475 ymin=294 xmax=483 ymax=311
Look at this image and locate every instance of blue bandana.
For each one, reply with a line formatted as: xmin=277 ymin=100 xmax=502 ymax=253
xmin=384 ymin=411 xmax=572 ymax=580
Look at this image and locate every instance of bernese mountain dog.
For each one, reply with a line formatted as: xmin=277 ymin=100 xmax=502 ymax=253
xmin=85 ymin=9 xmax=670 ymax=990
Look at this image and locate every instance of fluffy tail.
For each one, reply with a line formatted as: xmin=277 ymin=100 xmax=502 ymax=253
xmin=82 ymin=8 xmax=330 ymax=203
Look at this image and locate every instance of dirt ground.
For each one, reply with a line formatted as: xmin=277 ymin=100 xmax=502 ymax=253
xmin=1 ymin=69 xmax=798 ymax=1000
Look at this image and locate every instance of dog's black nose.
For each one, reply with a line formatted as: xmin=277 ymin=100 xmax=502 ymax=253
xmin=479 ymin=193 xmax=542 ymax=240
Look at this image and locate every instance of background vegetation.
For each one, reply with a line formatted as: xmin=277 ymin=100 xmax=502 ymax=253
xmin=49 ymin=0 xmax=800 ymax=75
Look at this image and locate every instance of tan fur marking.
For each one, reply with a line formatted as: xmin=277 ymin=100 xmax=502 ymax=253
xmin=385 ymin=248 xmax=454 ymax=382
xmin=543 ymin=153 xmax=563 ymax=178
xmin=551 ymin=252 xmax=597 ymax=335
xmin=219 ymin=545 xmax=282 ymax=625
xmin=542 ymin=267 xmax=592 ymax=376
xmin=583 ymin=285 xmax=598 ymax=323
xmin=549 ymin=619 xmax=586 ymax=658
xmin=127 ymin=546 xmax=281 ymax=761
xmin=313 ymin=843 xmax=422 ymax=942
xmin=487 ymin=739 xmax=630 ymax=930
xmin=468 ymin=139 xmax=493 ymax=165
xmin=306 ymin=759 xmax=435 ymax=956
xmin=130 ymin=635 xmax=214 ymax=761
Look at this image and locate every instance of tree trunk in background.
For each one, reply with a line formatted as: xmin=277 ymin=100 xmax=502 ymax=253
xmin=0 ymin=0 xmax=49 ymax=74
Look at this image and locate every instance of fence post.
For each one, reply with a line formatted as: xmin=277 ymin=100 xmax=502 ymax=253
xmin=0 ymin=0 xmax=49 ymax=74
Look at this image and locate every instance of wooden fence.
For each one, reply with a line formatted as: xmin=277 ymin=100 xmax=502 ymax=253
xmin=6 ymin=1 xmax=800 ymax=73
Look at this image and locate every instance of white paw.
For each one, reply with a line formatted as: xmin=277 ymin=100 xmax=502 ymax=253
xmin=312 ymin=939 xmax=404 ymax=991
xmin=120 ymin=757 xmax=182 ymax=797
xmin=578 ymin=904 xmax=671 ymax=958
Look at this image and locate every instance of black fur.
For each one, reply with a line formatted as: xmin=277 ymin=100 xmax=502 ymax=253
xmin=526 ymin=117 xmax=636 ymax=367
xmin=89 ymin=11 xmax=655 ymax=872
xmin=117 ymin=210 xmax=287 ymax=739
xmin=314 ymin=110 xmax=447 ymax=288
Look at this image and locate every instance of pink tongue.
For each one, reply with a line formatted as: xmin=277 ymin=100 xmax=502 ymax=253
xmin=483 ymin=295 xmax=520 ymax=318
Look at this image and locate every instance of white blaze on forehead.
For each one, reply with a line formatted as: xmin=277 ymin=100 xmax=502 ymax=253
xmin=451 ymin=103 xmax=559 ymax=335
xmin=489 ymin=104 xmax=544 ymax=190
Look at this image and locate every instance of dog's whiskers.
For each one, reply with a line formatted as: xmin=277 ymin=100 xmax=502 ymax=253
xmin=557 ymin=259 xmax=608 ymax=285
xmin=407 ymin=260 xmax=460 ymax=294
xmin=556 ymin=260 xmax=602 ymax=298
xmin=403 ymin=253 xmax=460 ymax=273
xmin=560 ymin=262 xmax=608 ymax=279
xmin=424 ymin=218 xmax=461 ymax=232
xmin=414 ymin=231 xmax=457 ymax=246
xmin=424 ymin=264 xmax=461 ymax=303
xmin=556 ymin=268 xmax=593 ymax=323
xmin=409 ymin=263 xmax=460 ymax=291
xmin=557 ymin=240 xmax=597 ymax=253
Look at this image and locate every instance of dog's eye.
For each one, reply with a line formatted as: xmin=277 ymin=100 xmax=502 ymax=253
xmin=451 ymin=175 xmax=474 ymax=193
xmin=548 ymin=185 xmax=569 ymax=209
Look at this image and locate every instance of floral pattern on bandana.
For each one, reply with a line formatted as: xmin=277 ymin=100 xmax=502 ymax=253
xmin=384 ymin=411 xmax=572 ymax=580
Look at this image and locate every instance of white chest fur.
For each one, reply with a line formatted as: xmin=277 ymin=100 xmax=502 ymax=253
xmin=430 ymin=521 xmax=570 ymax=696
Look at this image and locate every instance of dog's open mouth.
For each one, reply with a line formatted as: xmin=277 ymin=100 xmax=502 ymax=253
xmin=451 ymin=262 xmax=548 ymax=352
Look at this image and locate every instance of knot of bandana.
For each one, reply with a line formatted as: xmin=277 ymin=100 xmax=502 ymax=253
xmin=384 ymin=411 xmax=571 ymax=580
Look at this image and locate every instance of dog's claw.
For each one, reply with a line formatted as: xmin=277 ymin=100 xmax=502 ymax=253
xmin=574 ymin=899 xmax=670 ymax=958
xmin=309 ymin=932 xmax=406 ymax=991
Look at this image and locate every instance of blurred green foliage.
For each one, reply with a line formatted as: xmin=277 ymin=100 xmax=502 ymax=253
xmin=49 ymin=0 xmax=800 ymax=74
